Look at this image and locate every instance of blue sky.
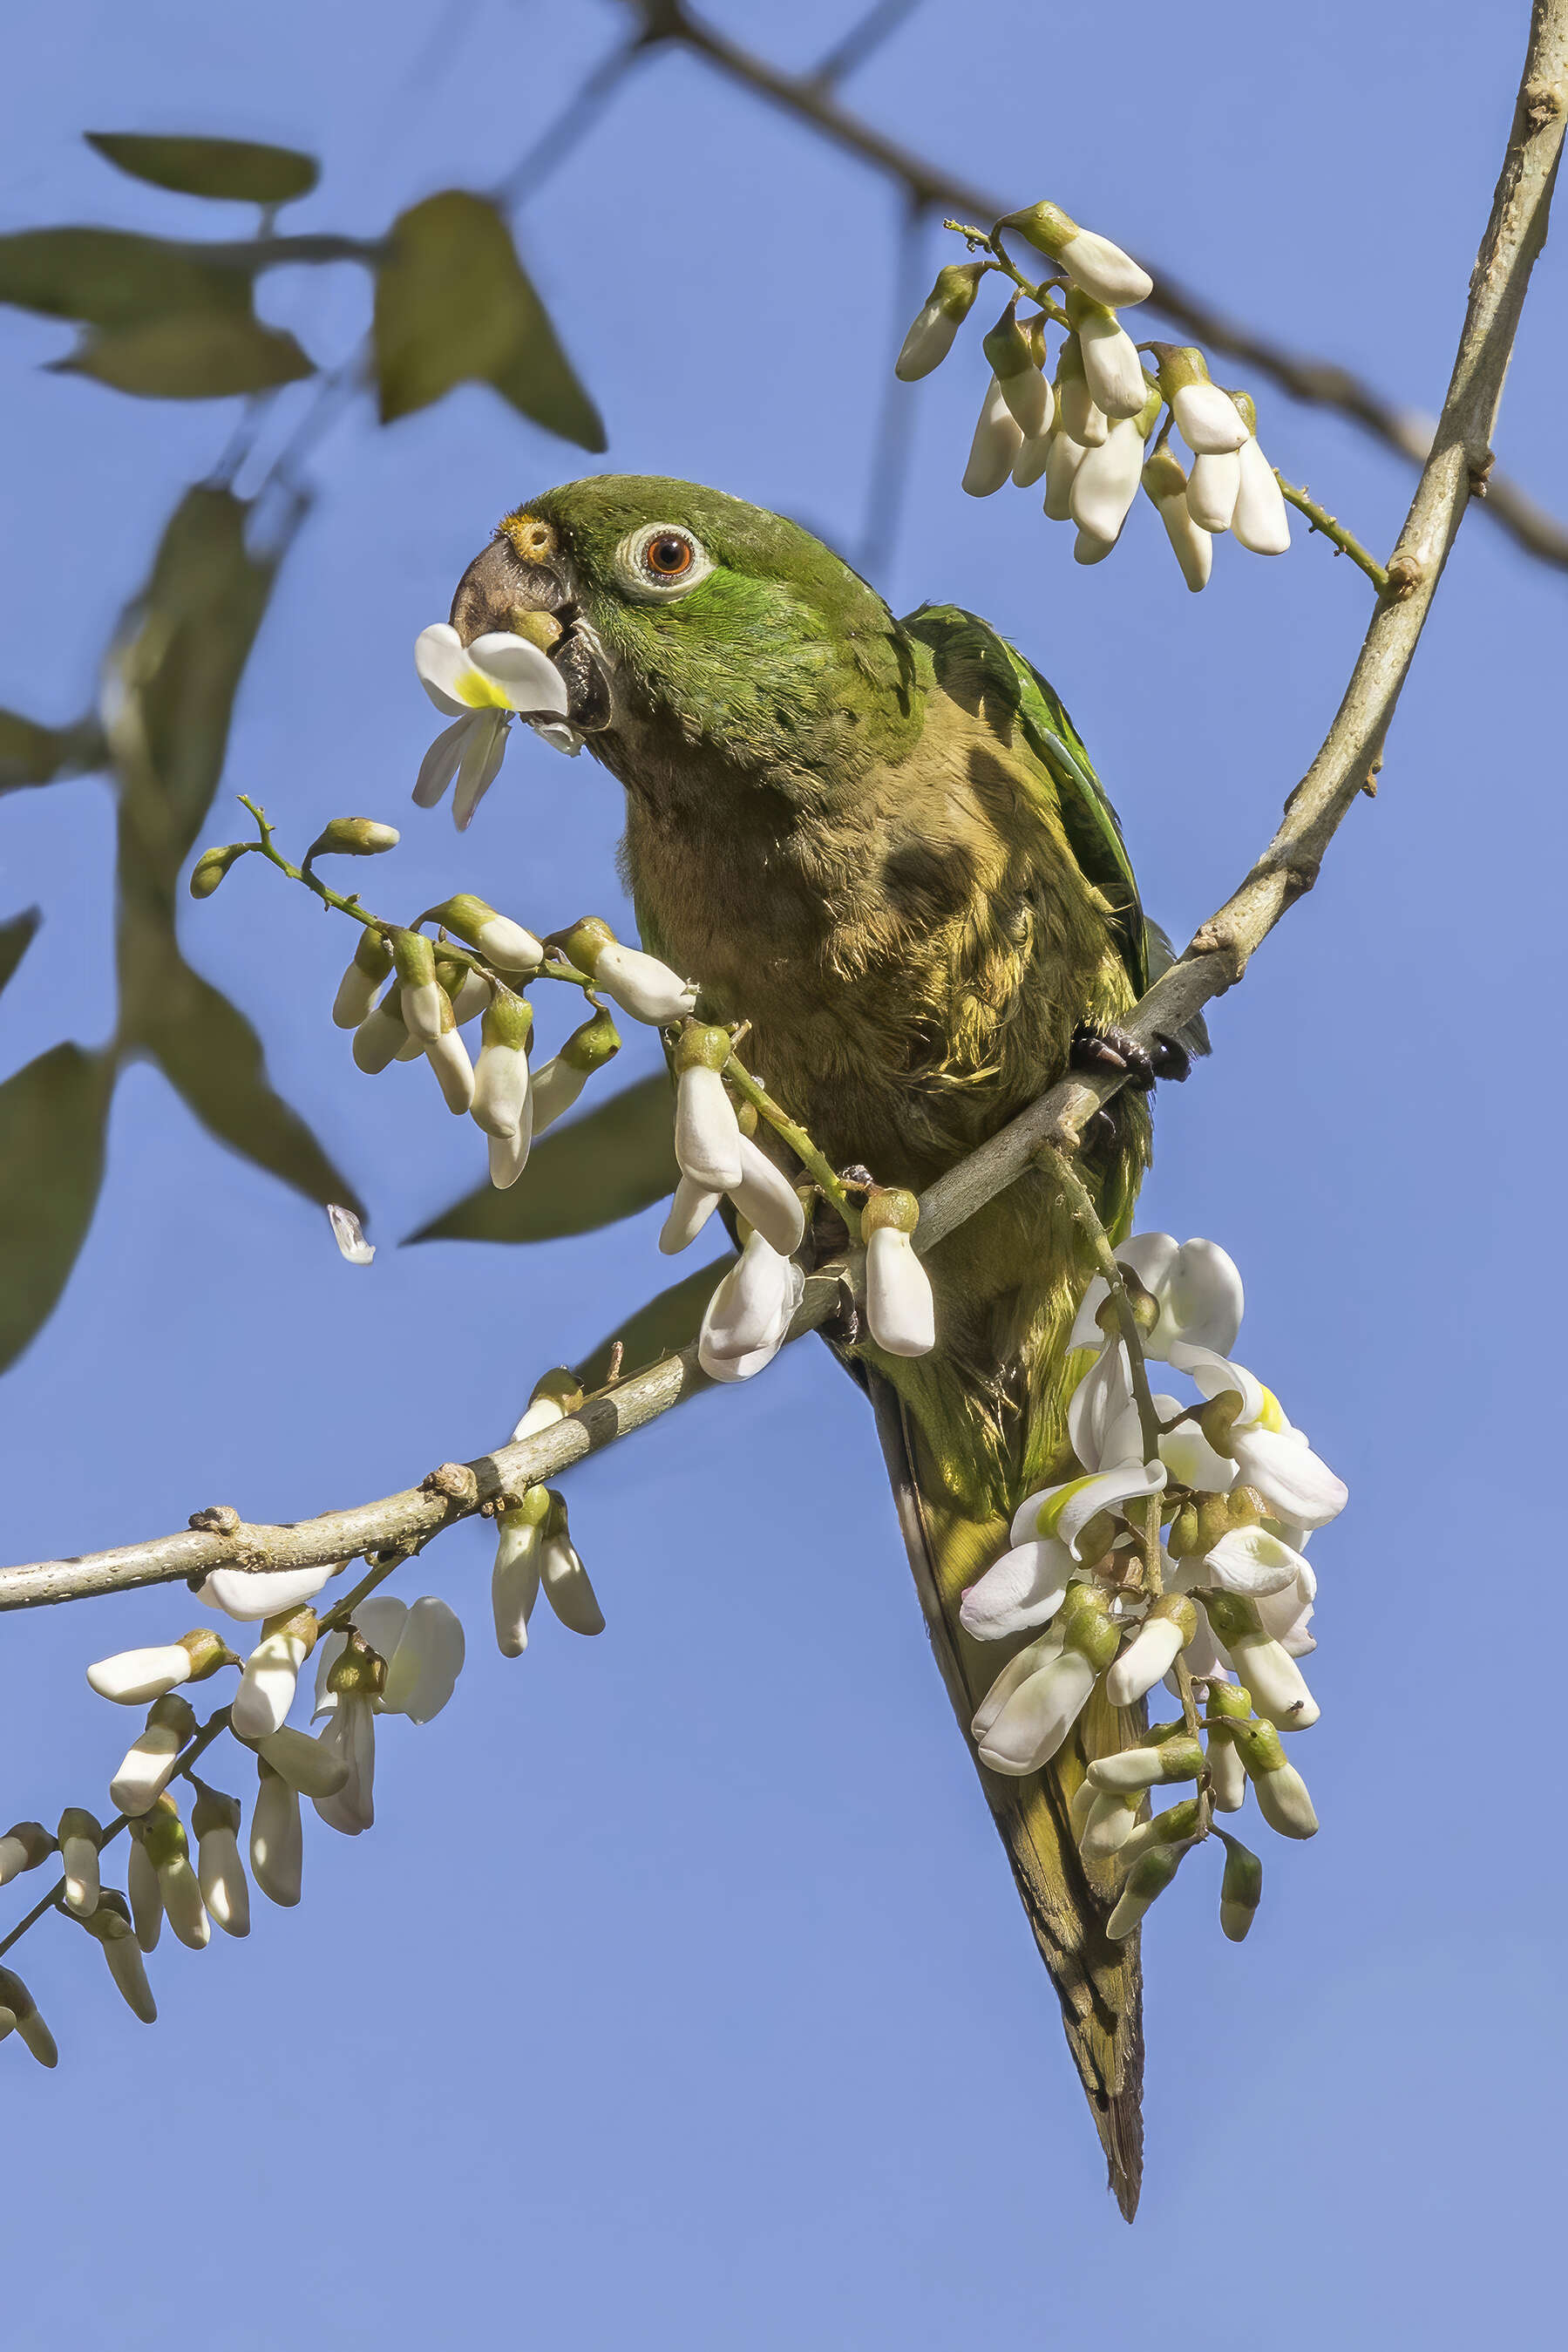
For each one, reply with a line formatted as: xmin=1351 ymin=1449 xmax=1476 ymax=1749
xmin=0 ymin=3 xmax=1562 ymax=2343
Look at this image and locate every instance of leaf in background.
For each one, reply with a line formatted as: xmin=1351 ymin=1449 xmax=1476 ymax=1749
xmin=0 ymin=907 xmax=41 ymax=999
xmin=574 ymin=1257 xmax=734 ymax=1390
xmin=85 ymin=133 xmax=320 ymax=207
xmin=0 ymin=227 xmax=249 ymax=329
xmin=111 ymin=484 xmax=280 ymax=890
xmin=55 ymin=312 xmax=314 ymax=400
xmin=0 ymin=706 xmax=106 ymax=794
xmin=407 ymin=1073 xmax=675 ymax=1244
xmin=0 ymin=1043 xmax=113 ymax=1374
xmin=123 ymin=924 xmax=363 ymax=1216
xmin=373 ymin=190 xmax=605 ymax=450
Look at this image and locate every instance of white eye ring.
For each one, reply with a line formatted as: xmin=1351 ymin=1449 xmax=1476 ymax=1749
xmin=613 ymin=524 xmax=714 ymax=602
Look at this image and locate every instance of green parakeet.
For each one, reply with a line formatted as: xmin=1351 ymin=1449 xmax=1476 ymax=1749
xmin=441 ymin=476 xmax=1198 ymax=2217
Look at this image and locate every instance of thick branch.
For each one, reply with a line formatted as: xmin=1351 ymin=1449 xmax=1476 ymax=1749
xmin=624 ymin=0 xmax=1568 ymax=574
xmin=0 ymin=2 xmax=1561 ymax=1618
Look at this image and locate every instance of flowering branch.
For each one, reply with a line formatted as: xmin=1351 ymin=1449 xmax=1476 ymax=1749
xmin=1274 ymin=478 xmax=1389 ymax=591
xmin=621 ymin=0 xmax=1568 ymax=574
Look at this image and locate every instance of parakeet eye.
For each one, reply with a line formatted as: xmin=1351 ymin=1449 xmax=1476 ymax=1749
xmin=614 ymin=524 xmax=715 ymax=602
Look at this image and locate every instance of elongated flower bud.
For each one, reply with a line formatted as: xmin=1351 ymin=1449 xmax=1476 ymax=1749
xmin=1152 ymin=345 xmax=1249 ymax=453
xmin=132 ymin=1796 xmax=208 ymax=1950
xmin=895 ymin=262 xmax=985 ymax=381
xmin=352 ymin=989 xmax=409 ymax=1075
xmin=962 ymin=375 xmax=1024 ymax=497
xmin=192 ymin=1782 xmax=249 ymax=1938
xmin=1205 ymin=1723 xmax=1247 ymax=1812
xmin=1231 ymin=1717 xmax=1319 ymax=1838
xmin=982 ymin=303 xmax=1052 ymax=438
xmin=1043 ymin=426 xmax=1089 ymax=520
xmin=188 ymin=840 xmax=252 ymax=898
xmin=561 ymin=918 xmax=696 ymax=1023
xmin=531 ymin=1006 xmax=621 ymax=1135
xmin=200 ymin=1560 xmax=338 ymax=1623
xmin=1141 ymin=445 xmax=1212 ymax=592
xmin=1087 ymin=1734 xmax=1205 ymax=1793
xmin=306 ymin=817 xmax=400 ymax=860
xmin=1065 ymin=289 xmax=1146 ymax=420
xmin=110 ymin=1694 xmax=198 ymax=1818
xmin=472 ymin=989 xmax=533 ymax=1141
xmin=231 ymin=1607 xmax=318 ymax=1740
xmin=0 ymin=1819 xmax=55 ymax=1892
xmin=1202 ymin=1589 xmax=1319 ymax=1728
xmin=730 ymin=1134 xmax=805 ymax=1259
xmin=1069 ymin=415 xmax=1146 ymax=544
xmin=423 ymin=992 xmax=476 ymax=1113
xmin=79 ymin=1892 xmax=157 ymax=2022
xmin=674 ymin=1025 xmax=743 ymax=1189
xmin=253 ymin=1724 xmax=350 ymax=1800
xmin=1055 ymin=335 xmax=1108 ymax=448
xmin=1186 ymin=449 xmax=1241 ymax=534
xmin=976 ymin=1584 xmax=1117 ymax=1775
xmin=1001 ymin=202 xmax=1152 ymax=308
xmin=250 ymin=1758 xmax=302 ymax=1907
xmin=1232 ymin=432 xmax=1292 ymax=555
xmin=442 ymin=962 xmax=492 ymax=1026
xmin=863 ymin=1189 xmax=934 ymax=1357
xmin=87 ymin=1628 xmax=235 ymax=1707
xmin=392 ymin=928 xmax=444 ymax=1042
xmin=1079 ymin=1788 xmax=1144 ymax=1859
xmin=332 ymin=928 xmax=395 ymax=1029
xmin=0 ymin=1966 xmax=58 ymax=2067
xmin=492 ymin=1485 xmax=550 ymax=1656
xmin=660 ymin=1173 xmax=722 ymax=1255
xmin=1105 ymin=1594 xmax=1198 ymax=1707
xmin=127 ymin=1835 xmax=162 ymax=1950
xmin=424 ymin=894 xmax=544 ymax=975
xmin=1108 ymin=1839 xmax=1186 ymax=1939
xmin=540 ymin=1492 xmax=605 ymax=1635
xmin=58 ymin=1807 xmax=101 ymax=1917
xmin=511 ymin=1366 xmax=584 ymax=1442
xmin=1218 ymin=1831 xmax=1264 ymax=1941
xmin=1113 ymin=1797 xmax=1201 ymax=1880
xmin=1011 ymin=422 xmax=1055 ymax=488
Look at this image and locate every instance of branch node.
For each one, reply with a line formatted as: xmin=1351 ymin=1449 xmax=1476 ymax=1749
xmin=188 ymin=1505 xmax=240 ymax=1535
xmin=1524 ymin=78 xmax=1565 ymax=129
xmin=1384 ymin=552 xmax=1425 ymax=600
xmin=1185 ymin=920 xmax=1248 ymax=985
xmin=422 ymin=1463 xmax=479 ymax=1506
xmin=1468 ymin=448 xmax=1497 ymax=500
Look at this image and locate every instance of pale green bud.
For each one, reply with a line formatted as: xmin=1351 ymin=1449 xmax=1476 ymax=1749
xmin=1107 ymin=1839 xmax=1186 ymax=1939
xmin=188 ymin=841 xmax=252 ymax=899
xmin=305 ymin=817 xmax=400 ymax=860
xmin=1218 ymin=1831 xmax=1264 ymax=1941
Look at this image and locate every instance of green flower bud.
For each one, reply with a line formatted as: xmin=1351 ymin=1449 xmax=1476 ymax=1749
xmin=1059 ymin=1580 xmax=1120 ymax=1673
xmin=1218 ymin=1832 xmax=1264 ymax=1941
xmin=1001 ymin=200 xmax=1080 ymax=262
xmin=559 ymin=915 xmax=616 ymax=975
xmin=392 ymin=928 xmax=437 ymax=989
xmin=305 ymin=818 xmax=400 ymax=860
xmin=480 ymin=989 xmax=533 ymax=1054
xmin=78 ymin=1892 xmax=158 ymax=2022
xmin=558 ymin=1005 xmax=621 ymax=1074
xmin=982 ymin=300 xmax=1034 ymax=383
xmin=1205 ymin=1679 xmax=1254 ymax=1723
xmin=1227 ymin=389 xmax=1258 ymax=435
xmin=1166 ymin=1501 xmax=1203 ymax=1559
xmin=190 ymin=1782 xmax=242 ymax=1840
xmin=1141 ymin=444 xmax=1189 ymax=505
xmin=1114 ymin=1797 xmax=1201 ymax=1877
xmin=188 ymin=841 xmax=253 ymax=899
xmin=673 ymin=1023 xmax=733 ymax=1077
xmin=861 ymin=1186 xmax=920 ymax=1239
xmin=1226 ymin=1485 xmax=1267 ymax=1529
xmin=1195 ymin=1390 xmax=1246 ymax=1455
xmin=1200 ymin=1587 xmax=1260 ymax=1651
xmin=530 ymin=1367 xmax=585 ymax=1417
xmin=328 ymin=1628 xmax=387 ymax=1701
xmin=176 ymin=1628 xmax=240 ymax=1682
xmin=1107 ymin=1839 xmax=1186 ymax=1939
xmin=0 ymin=1965 xmax=57 ymax=2067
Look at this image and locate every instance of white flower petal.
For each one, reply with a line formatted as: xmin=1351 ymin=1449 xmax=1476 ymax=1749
xmin=976 ymin=1648 xmax=1097 ymax=1774
xmin=660 ymin=1173 xmax=722 ymax=1255
xmin=200 ymin=1563 xmax=336 ymax=1623
xmin=730 ymin=1134 xmax=805 ymax=1260
xmin=1069 ymin=417 xmax=1145 ymax=542
xmin=1105 ymin=1614 xmax=1188 ymax=1708
xmin=1059 ymin=230 xmax=1152 ymax=309
xmin=327 ymin=1202 xmax=374 ymax=1266
xmin=594 ymin=942 xmax=696 ymax=1025
xmin=1076 ymin=316 xmax=1147 ymax=419
xmin=1186 ymin=449 xmax=1241 ymax=533
xmin=959 ymin=1538 xmax=1072 ymax=1641
xmin=452 ymin=709 xmax=510 ymax=832
xmin=1205 ymin=1526 xmax=1309 ymax=1599
xmin=312 ymin=1696 xmax=377 ymax=1834
xmin=1042 ymin=426 xmax=1089 ymax=520
xmin=1069 ymin=1342 xmax=1136 ymax=1472
xmin=413 ymin=712 xmax=474 ymax=806
xmin=972 ymin=1627 xmax=1063 ymax=1743
xmin=865 ymin=1226 xmax=935 ymax=1357
xmin=1173 ymin=382 xmax=1249 ymax=455
xmin=540 ymin=1536 xmax=605 ymax=1635
xmin=413 ymin=622 xmax=470 ymax=714
xmin=86 ymin=1644 xmax=193 ymax=1706
xmin=465 ymin=631 xmax=569 ymax=716
xmin=675 ymin=1064 xmax=743 ymax=1191
xmin=492 ymin=1515 xmax=543 ymax=1658
xmin=1232 ymin=437 xmax=1291 ymax=554
xmin=1230 ymin=1428 xmax=1347 ymax=1530
xmin=382 ymin=1596 xmax=465 ymax=1723
xmin=249 ymin=1772 xmax=302 ymax=1907
xmin=961 ymin=375 xmax=1025 ymax=497
xmin=230 ymin=1627 xmax=310 ymax=1741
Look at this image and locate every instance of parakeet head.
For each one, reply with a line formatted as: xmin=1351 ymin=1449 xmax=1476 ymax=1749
xmin=445 ymin=475 xmax=924 ymax=792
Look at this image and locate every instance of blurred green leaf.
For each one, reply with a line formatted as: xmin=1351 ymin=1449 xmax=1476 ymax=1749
xmin=373 ymin=190 xmax=605 ymax=449
xmin=0 ymin=707 xmax=106 ymax=794
xmin=112 ymin=484 xmax=280 ymax=888
xmin=574 ymin=1257 xmax=734 ymax=1390
xmin=408 ymin=1072 xmax=674 ymax=1244
xmin=0 ymin=1043 xmax=113 ymax=1374
xmin=55 ymin=311 xmax=314 ymax=399
xmin=122 ymin=923 xmax=363 ymax=1216
xmin=0 ymin=227 xmax=248 ymax=328
xmin=85 ymin=133 xmax=319 ymax=206
xmin=0 ymin=907 xmax=41 ymax=999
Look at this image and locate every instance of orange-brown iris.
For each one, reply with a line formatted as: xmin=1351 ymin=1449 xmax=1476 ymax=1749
xmin=645 ymin=534 xmax=694 ymax=577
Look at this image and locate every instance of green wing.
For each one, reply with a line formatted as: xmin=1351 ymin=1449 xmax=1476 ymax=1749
xmin=901 ymin=602 xmax=1148 ymax=997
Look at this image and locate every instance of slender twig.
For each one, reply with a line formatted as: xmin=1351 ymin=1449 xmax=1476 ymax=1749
xmin=621 ymin=0 xmax=1568 ymax=574
xmin=1277 ymin=476 xmax=1390 ymax=591
xmin=0 ymin=1 xmax=1561 ymax=1621
xmin=807 ymin=0 xmax=927 ymax=90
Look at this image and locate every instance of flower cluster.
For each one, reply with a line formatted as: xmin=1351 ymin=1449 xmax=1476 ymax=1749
xmin=896 ymin=201 xmax=1292 ymax=588
xmin=960 ymin=1234 xmax=1345 ymax=1940
xmin=490 ymin=1377 xmax=606 ymax=1656
xmin=335 ymin=898 xmax=696 ymax=1191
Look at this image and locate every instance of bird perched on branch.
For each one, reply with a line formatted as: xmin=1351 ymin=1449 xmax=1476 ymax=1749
xmin=441 ymin=475 xmax=1198 ymax=2216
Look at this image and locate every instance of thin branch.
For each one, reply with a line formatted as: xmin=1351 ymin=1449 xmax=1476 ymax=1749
xmin=0 ymin=0 xmax=1561 ymax=1620
xmin=1276 ymin=475 xmax=1390 ymax=591
xmin=622 ymin=0 xmax=1568 ymax=575
xmin=807 ymin=0 xmax=927 ymax=91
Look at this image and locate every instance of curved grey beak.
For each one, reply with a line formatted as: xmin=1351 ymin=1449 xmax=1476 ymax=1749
xmin=448 ymin=534 xmax=611 ymax=733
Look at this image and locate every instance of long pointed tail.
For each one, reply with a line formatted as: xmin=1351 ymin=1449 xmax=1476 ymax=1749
xmin=865 ymin=1369 xmax=1146 ymax=2219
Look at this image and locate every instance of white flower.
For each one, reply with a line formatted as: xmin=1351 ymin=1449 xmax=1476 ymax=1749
xmin=1069 ymin=416 xmax=1147 ymax=544
xmin=1043 ymin=428 xmax=1089 ymax=520
xmin=327 ymin=1202 xmax=375 ymax=1265
xmin=58 ymin=1809 xmax=100 ymax=1917
xmin=1186 ymin=450 xmax=1241 ymax=534
xmin=249 ymin=1760 xmax=303 ymax=1907
xmin=314 ymin=1691 xmax=377 ymax=1836
xmin=961 ymin=376 xmax=1025 ymax=497
xmin=1171 ymin=378 xmax=1249 ymax=456
xmin=492 ymin=1498 xmax=546 ymax=1657
xmin=1164 ymin=1345 xmax=1347 ymax=1527
xmin=698 ymin=1232 xmax=804 ymax=1383
xmin=86 ymin=1642 xmax=201 ymax=1707
xmin=661 ymin=1173 xmax=721 ymax=1255
xmin=973 ymin=1586 xmax=1118 ymax=1774
xmin=127 ymin=1837 xmax=163 ymax=1949
xmin=1141 ymin=449 xmax=1212 ymax=592
xmin=1056 ymin=341 xmax=1109 ymax=449
xmin=1069 ymin=1234 xmax=1244 ymax=1361
xmin=1232 ymin=436 xmax=1292 ymax=554
xmin=312 ymin=1595 xmax=465 ymax=1728
xmin=109 ymin=1696 xmax=197 ymax=1818
xmin=1070 ymin=300 xmax=1148 ymax=420
xmin=193 ymin=1787 xmax=249 ymax=1939
xmin=1005 ymin=1345 xmax=1166 ymax=1562
xmin=255 ymin=1725 xmax=351 ymax=1800
xmin=0 ymin=1821 xmax=54 ymax=1888
xmin=594 ymin=941 xmax=697 ymax=1025
xmin=539 ymin=1498 xmax=605 ymax=1637
xmin=865 ymin=1226 xmax=935 ymax=1358
xmin=1056 ymin=229 xmax=1152 ymax=309
xmin=675 ymin=1061 xmax=743 ymax=1191
xmin=472 ymin=1032 xmax=531 ymax=1143
xmin=1010 ymin=426 xmax=1054 ymax=489
xmin=660 ymin=1109 xmax=804 ymax=1262
xmin=199 ymin=1561 xmax=340 ymax=1623
xmin=959 ymin=1538 xmax=1071 ymax=1642
xmin=81 ymin=1900 xmax=157 ymax=2022
xmin=1104 ymin=1595 xmax=1196 ymax=1707
xmin=231 ymin=1614 xmax=316 ymax=1741
xmin=412 ymin=623 xmax=576 ymax=831
xmin=893 ymin=262 xmax=982 ymax=381
xmin=134 ymin=1800 xmax=208 ymax=1950
xmin=730 ymin=1136 xmax=805 ymax=1259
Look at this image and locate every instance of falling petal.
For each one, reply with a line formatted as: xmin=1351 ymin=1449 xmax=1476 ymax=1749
xmin=327 ymin=1203 xmax=374 ymax=1267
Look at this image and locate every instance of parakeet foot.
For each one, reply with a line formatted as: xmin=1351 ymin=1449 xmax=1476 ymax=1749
xmin=1070 ymin=1023 xmax=1192 ymax=1087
